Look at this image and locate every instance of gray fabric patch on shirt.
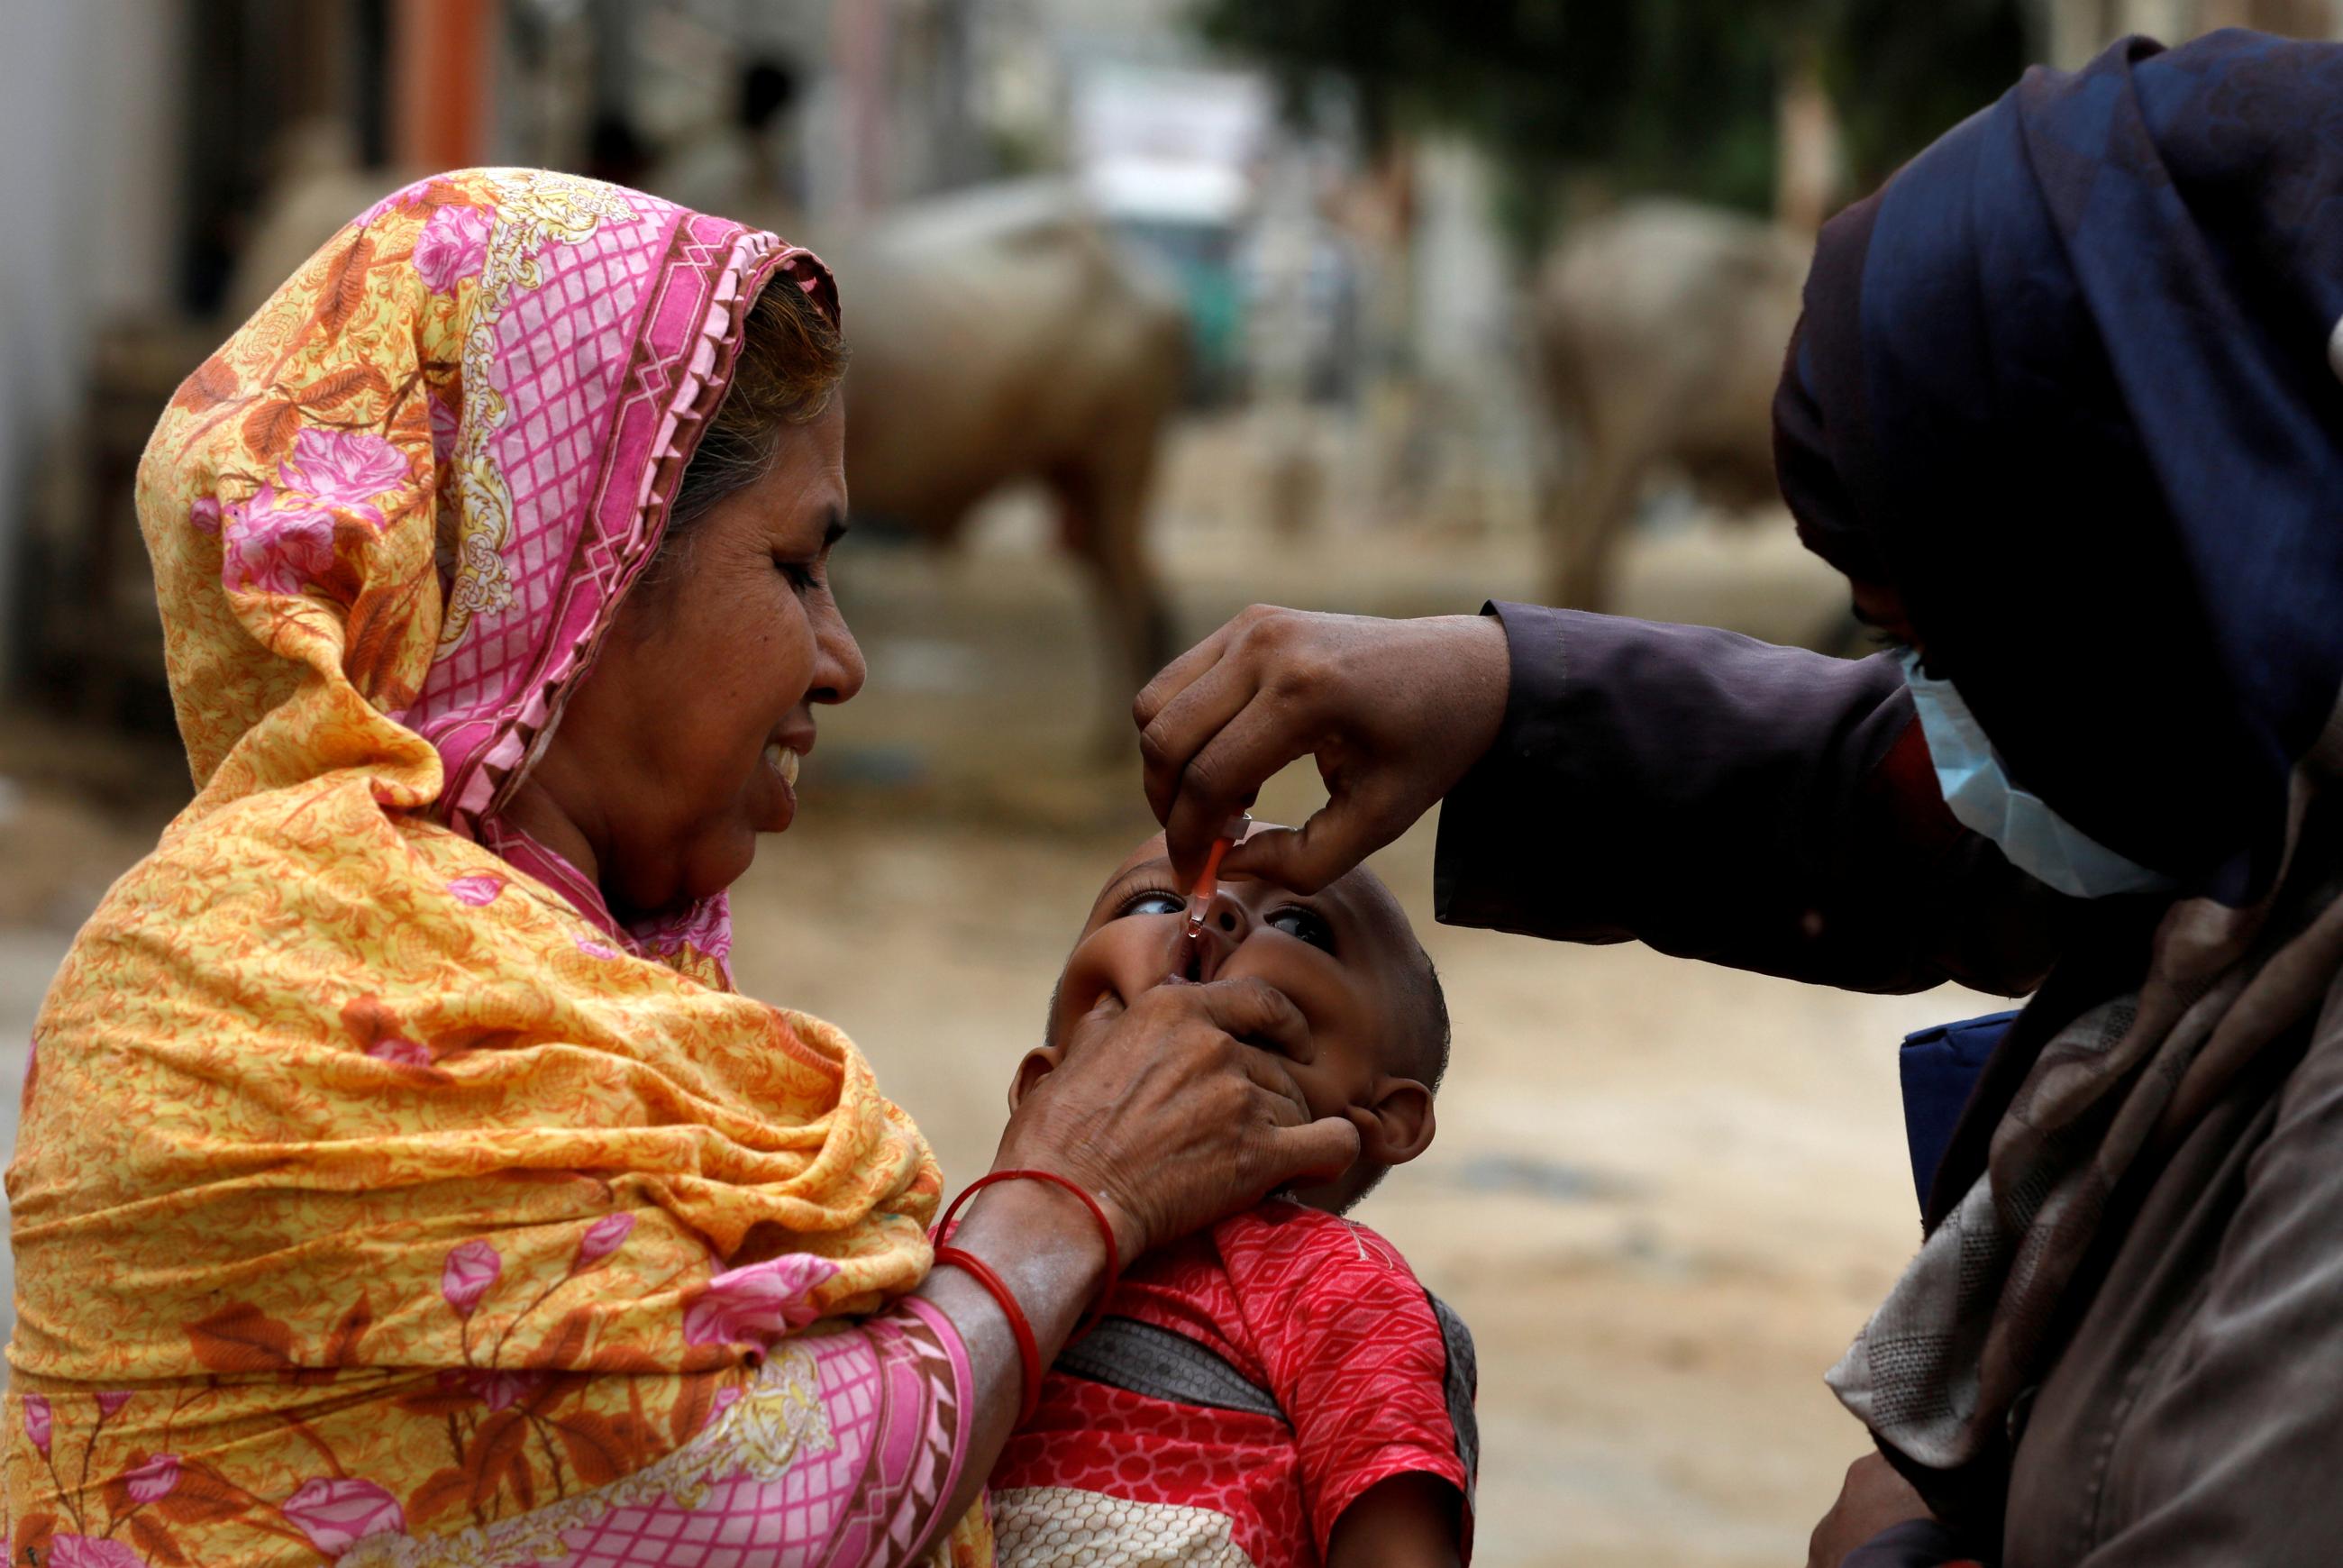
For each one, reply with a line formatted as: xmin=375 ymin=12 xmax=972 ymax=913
xmin=1054 ymin=1316 xmax=1288 ymax=1421
xmin=1429 ymin=1290 xmax=1481 ymax=1503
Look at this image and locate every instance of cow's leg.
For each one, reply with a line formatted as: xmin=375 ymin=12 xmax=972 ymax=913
xmin=1053 ymin=437 xmax=1173 ymax=752
xmin=1543 ymin=415 xmax=1654 ymax=613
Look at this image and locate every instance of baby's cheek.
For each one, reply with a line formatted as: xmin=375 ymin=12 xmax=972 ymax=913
xmin=1283 ymin=1059 xmax=1358 ymax=1125
xmin=1045 ymin=938 xmax=1125 ymax=1041
xmin=1089 ymin=922 xmax=1189 ymax=1000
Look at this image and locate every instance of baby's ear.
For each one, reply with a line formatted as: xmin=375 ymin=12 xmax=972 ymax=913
xmin=1008 ymin=1045 xmax=1064 ymax=1111
xmin=1356 ymin=1078 xmax=1436 ymax=1167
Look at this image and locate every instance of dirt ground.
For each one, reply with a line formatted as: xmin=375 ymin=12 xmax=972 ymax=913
xmin=0 ymin=424 xmax=1994 ymax=1568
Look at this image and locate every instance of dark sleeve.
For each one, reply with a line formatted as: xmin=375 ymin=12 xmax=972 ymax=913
xmin=1842 ymin=1518 xmax=1983 ymax=1567
xmin=1433 ymin=604 xmax=2071 ymax=996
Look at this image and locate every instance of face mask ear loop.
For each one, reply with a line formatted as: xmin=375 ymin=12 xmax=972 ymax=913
xmin=1896 ymin=648 xmax=2179 ymax=900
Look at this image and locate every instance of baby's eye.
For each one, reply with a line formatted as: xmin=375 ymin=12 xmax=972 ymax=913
xmin=1117 ymin=890 xmax=1187 ymax=919
xmin=1264 ymin=906 xmax=1336 ymax=954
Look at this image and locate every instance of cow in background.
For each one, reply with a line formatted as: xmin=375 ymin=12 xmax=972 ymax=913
xmin=1532 ymin=202 xmax=1810 ymax=614
xmin=830 ymin=184 xmax=1190 ymax=713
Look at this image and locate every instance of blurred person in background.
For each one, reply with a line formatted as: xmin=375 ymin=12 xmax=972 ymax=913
xmin=1137 ymin=30 xmax=2343 ymax=1567
xmin=5 ymin=169 xmax=1355 ymax=1568
xmin=652 ymin=56 xmax=807 ymax=228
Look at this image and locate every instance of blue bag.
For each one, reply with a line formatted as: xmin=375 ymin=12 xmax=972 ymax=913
xmin=1898 ymin=1010 xmax=2019 ymax=1210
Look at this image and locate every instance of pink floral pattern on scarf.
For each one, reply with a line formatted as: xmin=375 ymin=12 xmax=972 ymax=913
xmin=683 ymin=1254 xmax=845 ymax=1348
xmin=279 ymin=429 xmax=409 ymax=518
xmin=219 ymin=486 xmax=339 ymax=597
xmin=413 ymin=204 xmax=493 ymax=295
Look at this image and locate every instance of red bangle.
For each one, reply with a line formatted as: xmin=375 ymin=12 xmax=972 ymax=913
xmin=934 ymin=1169 xmax=1123 ymax=1340
xmin=933 ymin=1244 xmax=1044 ymax=1424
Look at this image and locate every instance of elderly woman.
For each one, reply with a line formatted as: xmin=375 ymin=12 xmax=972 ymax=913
xmin=1137 ymin=31 xmax=2343 ymax=1567
xmin=5 ymin=169 xmax=1353 ymax=1568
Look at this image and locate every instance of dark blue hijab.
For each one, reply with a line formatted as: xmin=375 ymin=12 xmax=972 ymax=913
xmin=1775 ymin=30 xmax=2343 ymax=906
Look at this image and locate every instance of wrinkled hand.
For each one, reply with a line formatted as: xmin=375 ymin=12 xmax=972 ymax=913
xmin=1808 ymin=1453 xmax=1934 ymax=1568
xmin=1135 ymin=606 xmax=1510 ymax=891
xmin=994 ymin=977 xmax=1361 ymax=1259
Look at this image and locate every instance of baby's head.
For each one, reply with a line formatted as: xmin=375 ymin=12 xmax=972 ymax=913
xmin=1016 ymin=825 xmax=1448 ymax=1213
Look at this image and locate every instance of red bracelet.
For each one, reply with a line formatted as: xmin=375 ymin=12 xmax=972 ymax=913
xmin=932 ymin=1244 xmax=1044 ymax=1424
xmin=933 ymin=1169 xmax=1123 ymax=1340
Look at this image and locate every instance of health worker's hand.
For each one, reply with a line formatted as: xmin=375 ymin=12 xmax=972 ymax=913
xmin=1135 ymin=606 xmax=1511 ymax=891
xmin=993 ymin=976 xmax=1361 ymax=1260
xmin=1807 ymin=1453 xmax=1938 ymax=1568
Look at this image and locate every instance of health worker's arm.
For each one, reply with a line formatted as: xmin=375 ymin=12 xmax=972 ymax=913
xmin=1435 ymin=603 xmax=2073 ymax=996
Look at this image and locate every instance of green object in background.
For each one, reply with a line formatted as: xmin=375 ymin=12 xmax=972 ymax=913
xmin=1111 ymin=219 xmax=1245 ymax=405
xmin=1179 ymin=260 xmax=1244 ymax=400
xmin=1198 ymin=0 xmax=2029 ymax=254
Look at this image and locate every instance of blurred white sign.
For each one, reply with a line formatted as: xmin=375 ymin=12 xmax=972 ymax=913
xmin=1071 ymin=64 xmax=1267 ymax=224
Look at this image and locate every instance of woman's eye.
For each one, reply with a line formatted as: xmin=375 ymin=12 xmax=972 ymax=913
xmin=1265 ymin=907 xmax=1336 ymax=954
xmin=1117 ymin=890 xmax=1186 ymax=919
xmin=775 ymin=559 xmax=819 ymax=592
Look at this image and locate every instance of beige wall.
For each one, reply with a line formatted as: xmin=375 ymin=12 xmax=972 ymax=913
xmin=0 ymin=0 xmax=183 ymax=682
xmin=2049 ymin=0 xmax=2343 ymax=67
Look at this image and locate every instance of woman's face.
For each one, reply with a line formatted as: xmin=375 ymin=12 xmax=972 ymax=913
xmin=528 ymin=403 xmax=863 ymax=916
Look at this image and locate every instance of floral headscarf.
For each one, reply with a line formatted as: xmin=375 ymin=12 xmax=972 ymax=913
xmin=162 ymin=167 xmax=840 ymax=978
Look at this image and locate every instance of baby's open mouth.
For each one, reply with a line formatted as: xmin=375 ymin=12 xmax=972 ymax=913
xmin=1165 ymin=920 xmax=1215 ymax=984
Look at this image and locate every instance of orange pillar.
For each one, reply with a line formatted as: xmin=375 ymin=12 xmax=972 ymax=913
xmin=393 ymin=0 xmax=494 ymax=174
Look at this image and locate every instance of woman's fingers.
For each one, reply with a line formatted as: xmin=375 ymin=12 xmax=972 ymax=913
xmin=1001 ymin=976 xmax=1358 ymax=1256
xmin=1228 ymin=1026 xmax=1317 ymax=1116
xmin=1058 ymin=977 xmax=1310 ymax=1071
xmin=1218 ymin=1032 xmax=1358 ymax=1189
xmin=1190 ymin=976 xmax=1314 ymax=1066
xmin=1216 ymin=1049 xmax=1362 ymax=1206
xmin=1269 ymin=1117 xmax=1364 ymax=1188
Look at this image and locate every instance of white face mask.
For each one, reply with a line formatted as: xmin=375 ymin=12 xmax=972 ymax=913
xmin=1897 ymin=648 xmax=2177 ymax=899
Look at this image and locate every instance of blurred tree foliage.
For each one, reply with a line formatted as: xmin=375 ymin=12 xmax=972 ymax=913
xmin=1197 ymin=0 xmax=2029 ymax=251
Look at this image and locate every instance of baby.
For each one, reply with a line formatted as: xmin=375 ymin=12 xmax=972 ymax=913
xmin=989 ymin=829 xmax=1475 ymax=1568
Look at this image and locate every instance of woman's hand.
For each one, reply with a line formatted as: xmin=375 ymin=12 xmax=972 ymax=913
xmin=1135 ymin=606 xmax=1511 ymax=892
xmin=994 ymin=976 xmax=1363 ymax=1258
xmin=920 ymin=977 xmax=1362 ymax=1526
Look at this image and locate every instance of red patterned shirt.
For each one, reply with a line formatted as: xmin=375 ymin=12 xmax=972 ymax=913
xmin=989 ymin=1200 xmax=1477 ymax=1568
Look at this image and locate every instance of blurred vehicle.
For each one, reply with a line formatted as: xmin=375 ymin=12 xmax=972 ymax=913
xmin=1073 ymin=63 xmax=1266 ymax=404
xmin=1533 ymin=200 xmax=1810 ymax=611
xmin=1100 ymin=205 xmax=1244 ymax=406
xmin=830 ymin=182 xmax=1190 ymax=715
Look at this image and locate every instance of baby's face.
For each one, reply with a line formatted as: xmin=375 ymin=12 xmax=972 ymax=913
xmin=1033 ymin=829 xmax=1436 ymax=1208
